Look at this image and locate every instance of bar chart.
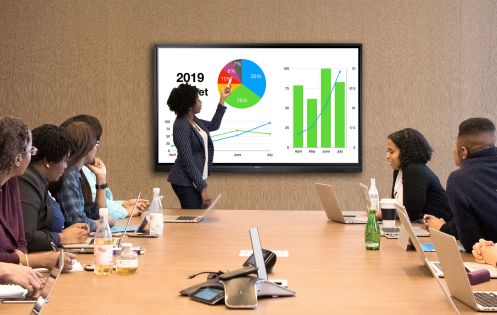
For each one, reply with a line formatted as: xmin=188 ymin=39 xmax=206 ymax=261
xmin=292 ymin=69 xmax=346 ymax=149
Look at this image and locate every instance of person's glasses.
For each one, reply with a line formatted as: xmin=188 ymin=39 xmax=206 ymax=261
xmin=29 ymin=146 xmax=38 ymax=156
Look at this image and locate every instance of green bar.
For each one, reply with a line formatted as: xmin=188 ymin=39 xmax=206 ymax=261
xmin=307 ymin=99 xmax=317 ymax=148
xmin=335 ymin=82 xmax=345 ymax=147
xmin=321 ymin=69 xmax=331 ymax=148
xmin=293 ymin=85 xmax=304 ymax=148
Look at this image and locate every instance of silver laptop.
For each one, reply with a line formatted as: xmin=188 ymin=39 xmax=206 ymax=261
xmin=430 ymin=228 xmax=497 ymax=312
xmin=249 ymin=227 xmax=268 ymax=280
xmin=424 ymin=257 xmax=462 ymax=315
xmin=359 ymin=182 xmax=371 ymax=210
xmin=380 ymin=203 xmax=430 ymax=238
xmin=396 ymin=204 xmax=497 ymax=278
xmin=164 ymin=194 xmax=221 ymax=223
xmin=29 ymin=251 xmax=64 ymax=314
xmin=315 ymin=183 xmax=367 ymax=224
xmin=62 ymin=193 xmax=141 ymax=251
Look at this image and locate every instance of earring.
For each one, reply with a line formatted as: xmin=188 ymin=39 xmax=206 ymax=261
xmin=15 ymin=161 xmax=20 ymax=167
xmin=46 ymin=164 xmax=50 ymax=168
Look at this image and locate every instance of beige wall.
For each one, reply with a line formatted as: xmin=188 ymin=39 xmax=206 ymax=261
xmin=1 ymin=0 xmax=496 ymax=210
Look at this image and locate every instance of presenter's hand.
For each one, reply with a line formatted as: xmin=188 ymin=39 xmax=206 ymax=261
xmin=60 ymin=223 xmax=90 ymax=244
xmin=219 ymin=86 xmax=232 ymax=105
xmin=201 ymin=188 xmax=212 ymax=209
xmin=87 ymin=157 xmax=107 ymax=183
xmin=424 ymin=215 xmax=445 ymax=230
xmin=472 ymin=239 xmax=496 ymax=265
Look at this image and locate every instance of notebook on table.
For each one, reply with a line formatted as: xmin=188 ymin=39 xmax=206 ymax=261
xmin=164 ymin=194 xmax=222 ymax=223
xmin=395 ymin=204 xmax=497 ymax=279
xmin=62 ymin=193 xmax=140 ymax=252
xmin=430 ymin=228 xmax=497 ymax=312
xmin=315 ymin=183 xmax=367 ymax=224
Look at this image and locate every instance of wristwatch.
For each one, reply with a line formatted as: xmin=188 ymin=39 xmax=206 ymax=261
xmin=95 ymin=183 xmax=109 ymax=190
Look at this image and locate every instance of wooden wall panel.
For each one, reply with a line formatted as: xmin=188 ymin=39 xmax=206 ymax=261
xmin=0 ymin=0 xmax=495 ymax=210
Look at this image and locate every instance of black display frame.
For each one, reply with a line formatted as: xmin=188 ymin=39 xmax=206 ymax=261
xmin=154 ymin=43 xmax=362 ymax=173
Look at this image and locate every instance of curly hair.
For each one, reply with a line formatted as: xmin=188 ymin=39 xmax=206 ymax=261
xmin=31 ymin=124 xmax=72 ymax=164
xmin=167 ymin=83 xmax=199 ymax=116
xmin=61 ymin=115 xmax=103 ymax=141
xmin=61 ymin=121 xmax=96 ymax=168
xmin=0 ymin=116 xmax=30 ymax=174
xmin=388 ymin=128 xmax=433 ymax=167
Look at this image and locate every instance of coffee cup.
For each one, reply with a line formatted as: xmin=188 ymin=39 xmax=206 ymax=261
xmin=380 ymin=198 xmax=397 ymax=228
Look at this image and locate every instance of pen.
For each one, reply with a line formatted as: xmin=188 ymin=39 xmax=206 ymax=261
xmin=50 ymin=241 xmax=59 ymax=252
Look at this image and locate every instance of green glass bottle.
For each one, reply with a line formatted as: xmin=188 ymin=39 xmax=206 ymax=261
xmin=365 ymin=208 xmax=380 ymax=250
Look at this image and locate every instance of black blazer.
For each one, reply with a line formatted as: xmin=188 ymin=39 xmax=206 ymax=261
xmin=168 ymin=104 xmax=227 ymax=191
xmin=18 ymin=166 xmax=60 ymax=252
xmin=391 ymin=163 xmax=453 ymax=222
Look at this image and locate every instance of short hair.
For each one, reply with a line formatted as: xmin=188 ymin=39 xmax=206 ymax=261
xmin=31 ymin=124 xmax=72 ymax=164
xmin=457 ymin=117 xmax=496 ymax=153
xmin=61 ymin=115 xmax=102 ymax=141
xmin=0 ymin=116 xmax=30 ymax=174
xmin=167 ymin=83 xmax=199 ymax=116
xmin=61 ymin=121 xmax=96 ymax=168
xmin=388 ymin=128 xmax=433 ymax=167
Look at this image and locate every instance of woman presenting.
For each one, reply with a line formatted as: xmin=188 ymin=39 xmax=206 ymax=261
xmin=167 ymin=84 xmax=231 ymax=209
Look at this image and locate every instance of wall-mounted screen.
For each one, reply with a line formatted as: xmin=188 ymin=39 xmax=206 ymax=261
xmin=155 ymin=43 xmax=361 ymax=172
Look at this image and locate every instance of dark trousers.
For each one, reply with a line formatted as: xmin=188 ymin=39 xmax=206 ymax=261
xmin=171 ymin=184 xmax=203 ymax=209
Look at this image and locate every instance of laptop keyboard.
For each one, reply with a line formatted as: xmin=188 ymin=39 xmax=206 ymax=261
xmin=475 ymin=292 xmax=497 ymax=307
xmin=176 ymin=216 xmax=196 ymax=221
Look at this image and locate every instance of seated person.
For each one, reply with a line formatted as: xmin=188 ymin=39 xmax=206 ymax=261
xmin=18 ymin=124 xmax=89 ymax=253
xmin=61 ymin=115 xmax=149 ymax=219
xmin=472 ymin=239 xmax=497 ymax=266
xmin=446 ymin=117 xmax=497 ymax=252
xmin=0 ymin=262 xmax=43 ymax=295
xmin=51 ymin=121 xmax=108 ymax=232
xmin=385 ymin=128 xmax=457 ymax=235
xmin=0 ymin=116 xmax=74 ymax=270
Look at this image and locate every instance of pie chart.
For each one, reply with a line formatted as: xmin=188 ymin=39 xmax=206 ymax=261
xmin=217 ymin=59 xmax=266 ymax=109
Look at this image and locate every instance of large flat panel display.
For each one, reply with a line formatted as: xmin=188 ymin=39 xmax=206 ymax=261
xmin=155 ymin=44 xmax=361 ymax=172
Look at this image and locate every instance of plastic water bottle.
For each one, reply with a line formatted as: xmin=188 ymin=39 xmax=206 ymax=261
xmin=94 ymin=208 xmax=113 ymax=275
xmin=368 ymin=178 xmax=380 ymax=212
xmin=149 ymin=187 xmax=164 ymax=236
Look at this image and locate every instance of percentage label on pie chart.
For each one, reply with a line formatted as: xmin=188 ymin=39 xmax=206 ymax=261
xmin=218 ymin=59 xmax=266 ymax=109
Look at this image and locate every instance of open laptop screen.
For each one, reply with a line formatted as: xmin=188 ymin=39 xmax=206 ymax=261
xmin=249 ymin=227 xmax=267 ymax=281
xmin=30 ymin=251 xmax=64 ymax=314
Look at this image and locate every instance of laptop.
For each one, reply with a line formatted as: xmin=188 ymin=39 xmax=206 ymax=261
xmin=163 ymin=194 xmax=222 ymax=223
xmin=424 ymin=257 xmax=462 ymax=315
xmin=395 ymin=204 xmax=497 ymax=278
xmin=29 ymin=251 xmax=64 ymax=314
xmin=359 ymin=182 xmax=371 ymax=210
xmin=249 ymin=227 xmax=268 ymax=280
xmin=1 ymin=251 xmax=64 ymax=309
xmin=62 ymin=193 xmax=141 ymax=251
xmin=380 ymin=203 xmax=430 ymax=238
xmin=315 ymin=183 xmax=367 ymax=224
xmin=430 ymin=228 xmax=497 ymax=312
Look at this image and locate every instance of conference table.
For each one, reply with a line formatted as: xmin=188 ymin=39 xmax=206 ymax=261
xmin=1 ymin=209 xmax=491 ymax=314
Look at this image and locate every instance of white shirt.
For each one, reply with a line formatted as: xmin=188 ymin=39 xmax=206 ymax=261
xmin=394 ymin=169 xmax=403 ymax=205
xmin=191 ymin=121 xmax=209 ymax=180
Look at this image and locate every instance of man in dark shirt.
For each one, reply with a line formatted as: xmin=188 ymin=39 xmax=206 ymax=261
xmin=447 ymin=117 xmax=497 ymax=252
